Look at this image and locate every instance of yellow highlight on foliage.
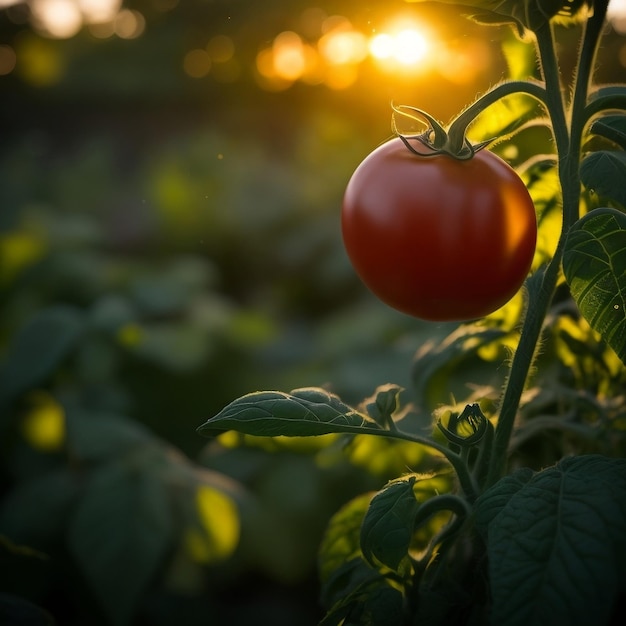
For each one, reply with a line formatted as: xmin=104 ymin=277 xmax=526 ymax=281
xmin=477 ymin=291 xmax=525 ymax=361
xmin=15 ymin=33 xmax=64 ymax=86
xmin=554 ymin=315 xmax=596 ymax=370
xmin=603 ymin=346 xmax=624 ymax=379
xmin=184 ymin=486 xmax=240 ymax=564
xmin=21 ymin=392 xmax=65 ymax=451
xmin=0 ymin=232 xmax=46 ymax=285
xmin=347 ymin=434 xmax=426 ymax=478
xmin=217 ymin=431 xmax=242 ymax=449
xmin=117 ymin=323 xmax=143 ymax=347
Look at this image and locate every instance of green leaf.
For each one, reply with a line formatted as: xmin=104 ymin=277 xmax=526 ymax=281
xmin=0 ymin=470 xmax=81 ymax=545
xmin=474 ymin=468 xmax=534 ymax=536
xmin=349 ymin=584 xmax=405 ymax=625
xmin=589 ymin=114 xmax=626 ymax=150
xmin=321 ymin=559 xmax=379 ymax=615
xmin=68 ymin=461 xmax=174 ymax=626
xmin=580 ymin=151 xmax=626 ymax=207
xmin=0 ymin=306 xmax=85 ymax=410
xmin=124 ymin=323 xmax=214 ymax=372
xmin=319 ymin=599 xmax=353 ymax=626
xmin=411 ymin=323 xmax=507 ymax=410
xmin=476 ymin=455 xmax=626 ymax=626
xmin=65 ymin=409 xmax=157 ymax=462
xmin=563 ymin=208 xmax=626 ymax=364
xmin=360 ymin=476 xmax=420 ymax=571
xmin=365 ymin=384 xmax=403 ymax=429
xmin=320 ymin=579 xmax=405 ymax=626
xmin=319 ymin=492 xmax=404 ymax=614
xmin=587 ymin=85 xmax=626 ymax=119
xmin=197 ymin=388 xmax=384 ymax=438
xmin=501 ymin=34 xmax=539 ymax=80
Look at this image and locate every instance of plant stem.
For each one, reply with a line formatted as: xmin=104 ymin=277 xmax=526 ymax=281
xmin=486 ymin=252 xmax=561 ymax=486
xmin=567 ymin=0 xmax=609 ymax=225
xmin=487 ymin=22 xmax=573 ymax=486
xmin=487 ymin=5 xmax=612 ymax=484
xmin=446 ymin=80 xmax=548 ymax=152
xmin=571 ymin=0 xmax=608 ymax=131
xmin=367 ymin=427 xmax=478 ymax=501
xmin=535 ymin=22 xmax=571 ymax=157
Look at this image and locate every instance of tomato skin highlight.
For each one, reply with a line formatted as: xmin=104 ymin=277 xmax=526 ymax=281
xmin=341 ymin=137 xmax=537 ymax=322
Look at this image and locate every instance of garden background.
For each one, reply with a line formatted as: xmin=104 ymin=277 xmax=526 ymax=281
xmin=1 ymin=1 xmax=625 ymax=624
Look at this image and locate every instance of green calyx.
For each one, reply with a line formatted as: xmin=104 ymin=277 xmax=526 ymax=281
xmin=391 ymin=104 xmax=492 ymax=161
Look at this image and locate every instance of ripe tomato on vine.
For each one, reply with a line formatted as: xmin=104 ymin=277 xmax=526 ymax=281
xmin=341 ymin=136 xmax=537 ymax=321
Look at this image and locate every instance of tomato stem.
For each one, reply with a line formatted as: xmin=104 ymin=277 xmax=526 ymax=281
xmin=393 ymin=81 xmax=549 ymax=161
xmin=487 ymin=260 xmax=560 ymax=486
xmin=487 ymin=8 xmax=610 ymax=485
xmin=354 ymin=427 xmax=477 ymax=501
xmin=446 ymin=80 xmax=549 ymax=153
xmin=392 ymin=81 xmax=549 ymax=160
xmin=567 ymin=0 xmax=608 ymax=226
xmin=572 ymin=0 xmax=609 ymax=115
xmin=389 ymin=431 xmax=478 ymax=502
xmin=486 ymin=23 xmax=568 ymax=486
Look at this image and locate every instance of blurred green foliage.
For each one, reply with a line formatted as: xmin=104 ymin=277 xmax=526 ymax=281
xmin=0 ymin=108 xmax=412 ymax=625
xmin=0 ymin=3 xmax=455 ymax=624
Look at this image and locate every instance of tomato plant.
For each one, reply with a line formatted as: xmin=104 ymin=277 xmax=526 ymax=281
xmin=199 ymin=1 xmax=626 ymax=625
xmin=341 ymin=137 xmax=537 ymax=321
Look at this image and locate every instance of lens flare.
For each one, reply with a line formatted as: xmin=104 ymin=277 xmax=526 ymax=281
xmin=369 ymin=21 xmax=431 ymax=70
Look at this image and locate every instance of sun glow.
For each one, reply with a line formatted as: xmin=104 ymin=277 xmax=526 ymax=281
xmin=368 ymin=17 xmax=433 ymax=75
xmin=254 ymin=13 xmax=435 ymax=90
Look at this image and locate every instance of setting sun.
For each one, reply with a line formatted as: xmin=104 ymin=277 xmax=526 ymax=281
xmin=368 ymin=17 xmax=432 ymax=73
xmin=370 ymin=28 xmax=429 ymax=65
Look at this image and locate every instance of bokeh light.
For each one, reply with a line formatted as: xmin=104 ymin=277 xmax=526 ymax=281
xmin=0 ymin=44 xmax=17 ymax=75
xmin=206 ymin=34 xmax=235 ymax=63
xmin=113 ymin=8 xmax=145 ymax=38
xmin=272 ymin=31 xmax=307 ymax=81
xmin=31 ymin=0 xmax=83 ymax=38
xmin=184 ymin=48 xmax=212 ymax=78
xmin=250 ymin=12 xmax=439 ymax=91
xmin=78 ymin=0 xmax=121 ymax=22
xmin=436 ymin=38 xmax=492 ymax=84
xmin=8 ymin=0 xmax=144 ymax=39
xmin=318 ymin=27 xmax=368 ymax=66
xmin=5 ymin=4 xmax=588 ymax=89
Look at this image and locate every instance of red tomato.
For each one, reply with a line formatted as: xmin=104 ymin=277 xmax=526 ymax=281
xmin=342 ymin=137 xmax=537 ymax=321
